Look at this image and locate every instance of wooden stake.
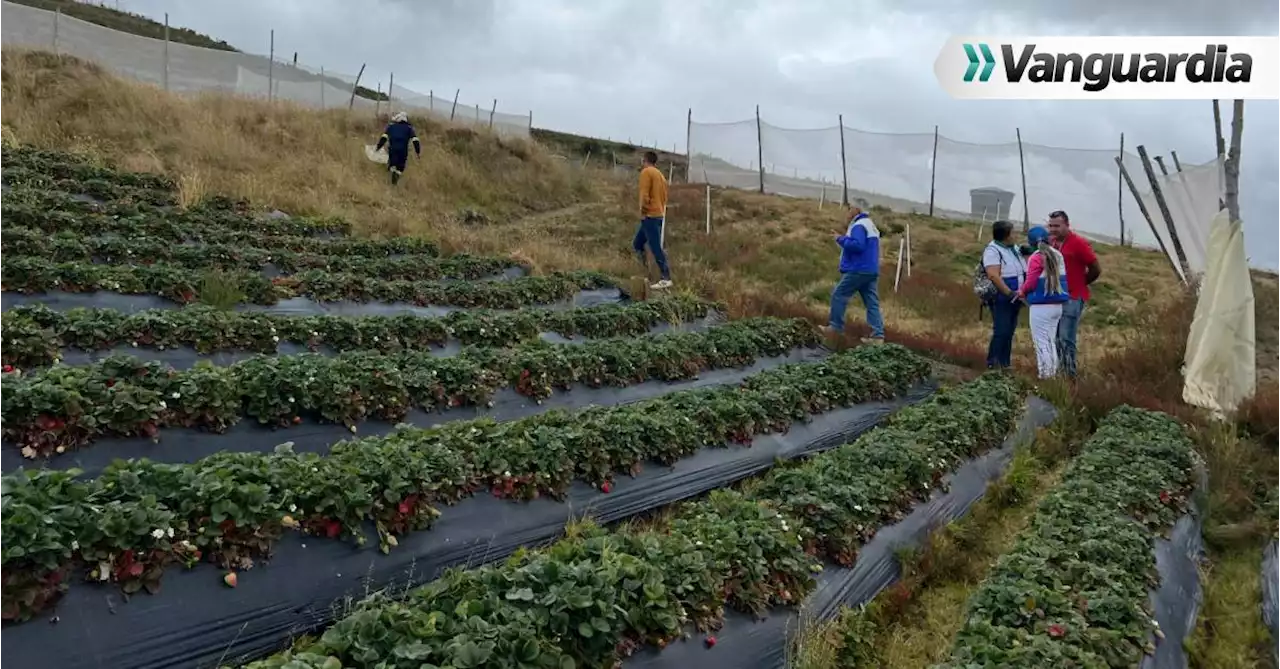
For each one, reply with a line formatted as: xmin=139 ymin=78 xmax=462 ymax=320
xmin=1170 ymin=150 xmax=1184 ymax=172
xmin=449 ymin=89 xmax=460 ymax=121
xmin=489 ymin=99 xmax=497 ymax=129
xmin=162 ymin=13 xmax=170 ymax=92
xmin=893 ymin=237 xmax=906 ymax=292
xmin=267 ymin=30 xmax=275 ymax=103
xmin=387 ymin=72 xmax=394 ymax=107
xmin=705 ymin=184 xmax=711 ymax=234
xmin=1224 ymin=100 xmax=1244 ymax=223
xmin=1137 ymin=145 xmax=1191 ymax=278
xmin=1016 ymin=128 xmax=1030 ymax=232
xmin=1117 ymin=132 xmax=1125 ymax=246
xmin=1115 ymin=156 xmax=1185 ymax=283
xmin=347 ymin=63 xmax=366 ymax=110
xmin=1154 ymin=155 xmax=1169 ymax=176
xmin=685 ymin=108 xmax=692 ymax=158
xmin=928 ymin=125 xmax=939 ymax=217
xmin=838 ymin=115 xmax=849 ymax=206
xmin=755 ymin=105 xmax=765 ymax=194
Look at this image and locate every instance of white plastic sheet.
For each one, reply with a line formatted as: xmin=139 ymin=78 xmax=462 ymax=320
xmin=1183 ymin=208 xmax=1257 ymax=414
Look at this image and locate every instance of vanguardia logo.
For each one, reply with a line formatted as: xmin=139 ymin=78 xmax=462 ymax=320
xmin=962 ymin=42 xmax=1253 ymax=91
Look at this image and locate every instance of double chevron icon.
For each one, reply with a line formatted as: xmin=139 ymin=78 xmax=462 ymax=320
xmin=963 ymin=43 xmax=996 ymax=82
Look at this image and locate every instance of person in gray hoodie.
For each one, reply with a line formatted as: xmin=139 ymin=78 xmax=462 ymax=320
xmin=822 ymin=198 xmax=884 ymax=343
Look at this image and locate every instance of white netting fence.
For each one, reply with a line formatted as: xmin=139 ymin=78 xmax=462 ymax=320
xmin=0 ymin=1 xmax=532 ymax=139
xmin=690 ymin=114 xmax=1187 ymax=251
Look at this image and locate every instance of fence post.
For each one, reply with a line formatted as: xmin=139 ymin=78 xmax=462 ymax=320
xmin=52 ymin=8 xmax=59 ymax=53
xmin=1115 ymin=155 xmax=1184 ymax=282
xmin=449 ymin=89 xmax=460 ymax=121
xmin=705 ymin=184 xmax=711 ymax=234
xmin=1137 ymin=144 xmax=1191 ymax=278
xmin=528 ymin=111 xmax=533 ymax=131
xmin=162 ymin=13 xmax=170 ymax=92
xmin=1170 ymin=150 xmax=1184 ymax=172
xmin=1015 ymin=127 xmax=1029 ymax=232
xmin=429 ymin=90 xmax=434 ymax=111
xmin=1118 ymin=132 xmax=1125 ymax=246
xmin=1154 ymin=155 xmax=1169 ymax=176
xmin=388 ymin=72 xmax=394 ymax=108
xmin=685 ymin=108 xmax=692 ymax=157
xmin=489 ymin=99 xmax=497 ymax=130
xmin=755 ymin=105 xmax=765 ymax=194
xmin=347 ymin=63 xmax=366 ymax=110
xmin=375 ymin=82 xmax=381 ymax=118
xmin=319 ymin=66 xmax=325 ymax=108
xmin=268 ymin=29 xmax=275 ymax=103
xmin=928 ymin=125 xmax=939 ymax=216
xmin=838 ymin=115 xmax=849 ymax=206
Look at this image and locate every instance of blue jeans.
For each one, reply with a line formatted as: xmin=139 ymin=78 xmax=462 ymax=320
xmin=633 ymin=217 xmax=670 ymax=280
xmin=1056 ymin=299 xmax=1085 ymax=377
xmin=829 ymin=272 xmax=884 ymax=337
xmin=986 ymin=296 xmax=1022 ymax=369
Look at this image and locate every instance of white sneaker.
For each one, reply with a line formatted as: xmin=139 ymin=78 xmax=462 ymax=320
xmin=651 ymin=279 xmax=673 ymax=289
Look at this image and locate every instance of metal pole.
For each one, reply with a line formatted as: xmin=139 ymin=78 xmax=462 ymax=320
xmin=686 ymin=108 xmax=692 ymax=157
xmin=268 ymin=30 xmax=275 ymax=103
xmin=489 ymin=99 xmax=497 ymax=130
xmin=928 ymin=125 xmax=939 ymax=217
xmin=319 ymin=66 xmax=325 ymax=108
xmin=163 ymin=13 xmax=170 ymax=92
xmin=1016 ymin=127 xmax=1030 ymax=232
xmin=1170 ymin=150 xmax=1184 ymax=172
xmin=755 ymin=105 xmax=765 ymax=194
xmin=1115 ymin=155 xmax=1185 ymax=283
xmin=449 ymin=89 xmax=460 ymax=121
xmin=387 ymin=72 xmax=394 ymax=108
xmin=1137 ymin=145 xmax=1191 ymax=278
xmin=1154 ymin=155 xmax=1169 ymax=176
xmin=375 ymin=82 xmax=381 ymax=118
xmin=1118 ymin=132 xmax=1125 ymax=245
xmin=838 ymin=114 xmax=849 ymax=206
xmin=347 ymin=63 xmax=366 ymax=110
xmin=52 ymin=8 xmax=59 ymax=53
xmin=429 ymin=90 xmax=434 ymax=111
xmin=705 ymin=184 xmax=711 ymax=234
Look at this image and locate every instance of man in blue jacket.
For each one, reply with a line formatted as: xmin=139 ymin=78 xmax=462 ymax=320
xmin=374 ymin=111 xmax=422 ymax=186
xmin=823 ymin=198 xmax=884 ymax=343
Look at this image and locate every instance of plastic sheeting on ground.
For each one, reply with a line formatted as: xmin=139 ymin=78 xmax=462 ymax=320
xmin=1140 ymin=466 xmax=1207 ymax=669
xmin=46 ymin=312 xmax=719 ymax=371
xmin=0 ymin=287 xmax=625 ymax=317
xmin=0 ymin=384 xmax=936 ymax=669
xmin=625 ymin=397 xmax=1057 ymax=669
xmin=1263 ymin=540 xmax=1278 ymax=666
xmin=1182 ymin=208 xmax=1257 ymax=415
xmin=1 ymin=346 xmax=822 ymax=476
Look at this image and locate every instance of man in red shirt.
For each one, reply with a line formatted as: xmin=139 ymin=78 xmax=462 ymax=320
xmin=1047 ymin=210 xmax=1102 ymax=378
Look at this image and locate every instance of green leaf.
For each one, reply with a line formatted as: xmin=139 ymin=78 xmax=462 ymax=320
xmin=577 ymin=622 xmax=595 ymax=638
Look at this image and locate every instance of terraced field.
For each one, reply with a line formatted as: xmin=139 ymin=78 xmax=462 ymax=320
xmin=0 ymin=145 xmax=1243 ymax=669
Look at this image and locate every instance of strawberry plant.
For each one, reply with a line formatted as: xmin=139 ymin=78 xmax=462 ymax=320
xmin=937 ymin=406 xmax=1198 ymax=668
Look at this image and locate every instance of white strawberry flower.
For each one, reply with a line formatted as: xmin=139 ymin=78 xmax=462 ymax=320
xmin=71 ymin=540 xmax=79 ymax=551
xmin=272 ymin=336 xmax=280 ymax=343
xmin=289 ymin=504 xmax=297 ymax=512
xmin=853 ymin=504 xmax=863 ymax=512
xmin=288 ymin=397 xmax=295 ymax=403
xmin=167 ymin=527 xmax=175 ymax=538
xmin=158 ymin=401 xmax=167 ymax=409
xmin=151 ymin=528 xmax=166 ymax=539
xmin=171 ymin=392 xmax=181 ymax=399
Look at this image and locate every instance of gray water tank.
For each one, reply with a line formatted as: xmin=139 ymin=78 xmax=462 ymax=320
xmin=970 ymin=187 xmax=1014 ymax=220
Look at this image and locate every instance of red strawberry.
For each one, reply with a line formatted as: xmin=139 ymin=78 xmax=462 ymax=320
xmin=705 ymin=636 xmax=717 ymax=648
xmin=324 ymin=519 xmax=341 ymax=538
xmin=2 ymin=365 xmax=13 ymax=373
xmin=398 ymin=500 xmax=412 ymax=515
xmin=223 ymin=572 xmax=238 ymax=588
xmin=1159 ymin=490 xmax=1171 ymax=504
xmin=126 ymin=562 xmax=144 ymax=578
xmin=106 ymin=378 xmax=116 ymax=387
xmin=292 ymin=416 xmax=302 ymax=425
xmin=1048 ymin=623 xmax=1066 ymax=638
xmin=601 ymin=482 xmax=612 ymax=493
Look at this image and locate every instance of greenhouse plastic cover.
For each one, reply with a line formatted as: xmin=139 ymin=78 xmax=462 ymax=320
xmin=1182 ymin=207 xmax=1257 ymax=415
xmin=626 ymin=398 xmax=1057 ymax=669
xmin=0 ymin=381 xmax=936 ymax=669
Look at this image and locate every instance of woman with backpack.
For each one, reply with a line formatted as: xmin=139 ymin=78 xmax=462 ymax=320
xmin=977 ymin=220 xmax=1027 ymax=370
xmin=1016 ymin=225 xmax=1070 ymax=378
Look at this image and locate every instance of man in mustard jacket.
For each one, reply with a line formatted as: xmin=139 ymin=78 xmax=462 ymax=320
xmin=634 ymin=151 xmax=672 ymax=289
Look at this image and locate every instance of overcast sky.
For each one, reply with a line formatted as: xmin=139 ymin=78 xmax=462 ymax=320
xmin=109 ymin=0 xmax=1279 ymax=268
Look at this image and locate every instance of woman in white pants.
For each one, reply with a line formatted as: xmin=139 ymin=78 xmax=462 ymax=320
xmin=1017 ymin=225 xmax=1070 ymax=378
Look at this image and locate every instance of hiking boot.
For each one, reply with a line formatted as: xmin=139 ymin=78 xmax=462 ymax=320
xmin=650 ymin=279 xmax=673 ymax=290
xmin=860 ymin=336 xmax=885 ymax=345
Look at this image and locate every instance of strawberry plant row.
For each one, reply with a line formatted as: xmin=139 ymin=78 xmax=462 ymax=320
xmin=1 ymin=297 xmax=716 ymax=369
xmin=1 ymin=169 xmax=177 ymax=207
xmin=2 ymin=317 xmax=821 ymax=457
xmin=0 ymin=344 xmax=930 ymax=623
xmin=1 ymin=200 xmax=372 ymax=245
xmin=2 ymin=258 xmax=615 ymax=308
xmin=937 ymin=406 xmax=1197 ymax=668
xmin=236 ymin=373 xmax=1019 ymax=669
xmin=2 ymin=227 xmax=517 ymax=282
xmin=1 ymin=146 xmax=176 ymax=191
